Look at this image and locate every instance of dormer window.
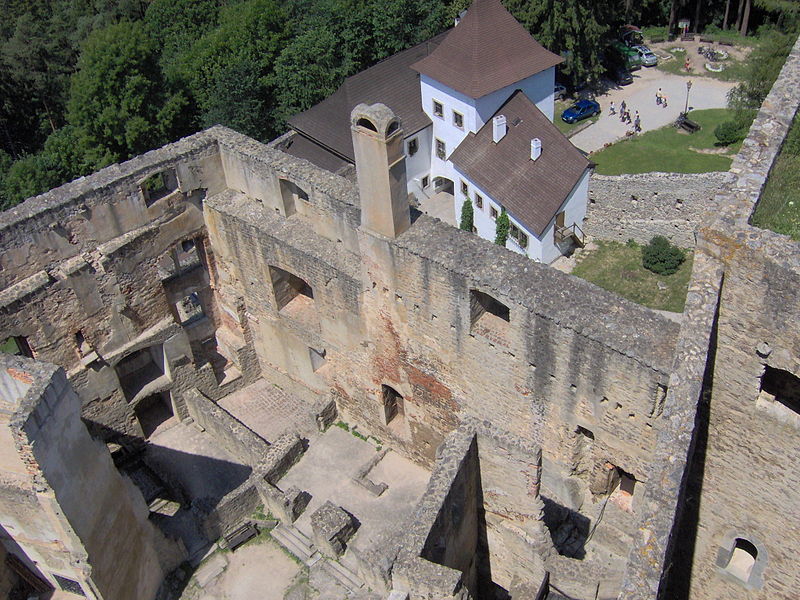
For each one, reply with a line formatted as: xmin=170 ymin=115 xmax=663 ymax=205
xmin=453 ymin=110 xmax=464 ymax=129
xmin=407 ymin=138 xmax=418 ymax=156
xmin=433 ymin=100 xmax=444 ymax=118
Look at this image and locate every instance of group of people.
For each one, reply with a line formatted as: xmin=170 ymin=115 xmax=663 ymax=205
xmin=609 ymin=100 xmax=642 ymax=133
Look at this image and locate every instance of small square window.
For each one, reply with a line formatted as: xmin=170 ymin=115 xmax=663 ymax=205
xmin=422 ymin=175 xmax=430 ymax=188
xmin=509 ymin=223 xmax=529 ymax=249
xmin=435 ymin=138 xmax=446 ymax=160
xmin=407 ymin=138 xmax=418 ymax=156
xmin=460 ymin=180 xmax=468 ymax=196
xmin=490 ymin=206 xmax=498 ymax=219
xmin=453 ymin=110 xmax=464 ymax=129
xmin=474 ymin=193 xmax=483 ymax=209
xmin=433 ymin=100 xmax=444 ymax=118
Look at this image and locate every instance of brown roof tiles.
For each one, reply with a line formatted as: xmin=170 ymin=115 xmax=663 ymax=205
xmin=411 ymin=0 xmax=563 ymax=99
xmin=449 ymin=91 xmax=590 ymax=237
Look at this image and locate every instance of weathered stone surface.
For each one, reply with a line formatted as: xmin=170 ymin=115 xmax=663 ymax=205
xmin=310 ymin=500 xmax=359 ymax=558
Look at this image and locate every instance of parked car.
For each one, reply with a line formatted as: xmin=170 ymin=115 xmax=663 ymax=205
xmin=561 ymin=99 xmax=600 ymax=124
xmin=608 ymin=65 xmax=634 ymax=86
xmin=554 ymin=84 xmax=567 ymax=101
xmin=633 ymin=45 xmax=658 ymax=66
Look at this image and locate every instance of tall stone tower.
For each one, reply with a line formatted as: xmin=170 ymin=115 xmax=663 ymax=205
xmin=350 ymin=103 xmax=410 ymax=239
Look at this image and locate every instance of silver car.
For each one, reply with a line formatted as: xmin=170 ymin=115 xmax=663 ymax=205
xmin=634 ymin=45 xmax=658 ymax=66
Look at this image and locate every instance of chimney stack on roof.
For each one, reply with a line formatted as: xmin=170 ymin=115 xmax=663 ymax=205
xmin=531 ymin=138 xmax=542 ymax=161
xmin=493 ymin=115 xmax=507 ymax=143
xmin=454 ymin=9 xmax=467 ymax=26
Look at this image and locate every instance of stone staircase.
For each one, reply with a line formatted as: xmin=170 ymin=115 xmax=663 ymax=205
xmin=271 ymin=523 xmax=322 ymax=566
xmin=270 ymin=522 xmax=365 ymax=594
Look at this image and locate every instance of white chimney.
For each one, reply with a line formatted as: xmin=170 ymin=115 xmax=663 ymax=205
xmin=454 ymin=9 xmax=467 ymax=26
xmin=493 ymin=115 xmax=507 ymax=144
xmin=531 ymin=138 xmax=542 ymax=161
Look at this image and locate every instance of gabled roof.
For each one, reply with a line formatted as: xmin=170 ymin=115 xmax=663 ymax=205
xmin=288 ymin=33 xmax=447 ymax=164
xmin=449 ymin=91 xmax=590 ymax=237
xmin=410 ymin=0 xmax=563 ymax=99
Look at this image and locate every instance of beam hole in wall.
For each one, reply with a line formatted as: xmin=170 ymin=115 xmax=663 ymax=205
xmin=470 ymin=289 xmax=510 ymax=343
xmin=269 ymin=266 xmax=316 ymax=325
xmin=1 ymin=335 xmax=34 ymax=358
xmin=141 ymin=168 xmax=179 ymax=207
xmin=725 ymin=538 xmax=758 ymax=583
xmin=757 ymin=365 xmax=800 ymax=422
xmin=381 ymin=384 xmax=404 ymax=427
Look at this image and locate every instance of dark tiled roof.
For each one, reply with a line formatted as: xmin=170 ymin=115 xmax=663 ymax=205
xmin=449 ymin=91 xmax=590 ymax=237
xmin=288 ymin=33 xmax=447 ymax=164
xmin=411 ymin=0 xmax=563 ymax=99
xmin=282 ymin=133 xmax=350 ymax=174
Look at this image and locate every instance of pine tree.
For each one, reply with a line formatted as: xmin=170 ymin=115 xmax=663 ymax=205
xmin=460 ymin=198 xmax=474 ymax=232
xmin=495 ymin=208 xmax=510 ymax=246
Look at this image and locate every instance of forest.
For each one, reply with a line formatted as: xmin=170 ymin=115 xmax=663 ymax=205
xmin=0 ymin=0 xmax=797 ymax=209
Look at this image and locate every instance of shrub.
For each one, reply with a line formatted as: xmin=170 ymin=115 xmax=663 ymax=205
xmin=460 ymin=198 xmax=474 ymax=231
xmin=714 ymin=120 xmax=742 ymax=146
xmin=626 ymin=238 xmax=637 ymax=248
xmin=494 ymin=208 xmax=509 ymax=246
xmin=642 ymin=236 xmax=685 ymax=275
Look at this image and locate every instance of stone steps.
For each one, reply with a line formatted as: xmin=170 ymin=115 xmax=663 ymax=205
xmin=321 ymin=556 xmax=364 ymax=593
xmin=271 ymin=523 xmax=321 ymax=566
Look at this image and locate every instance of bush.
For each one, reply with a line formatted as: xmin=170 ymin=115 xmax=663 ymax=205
xmin=642 ymin=236 xmax=685 ymax=275
xmin=495 ymin=208 xmax=509 ymax=246
xmin=715 ymin=120 xmax=742 ymax=146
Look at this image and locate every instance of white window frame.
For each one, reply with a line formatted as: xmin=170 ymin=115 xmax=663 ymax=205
xmin=433 ymin=99 xmax=444 ymax=118
xmin=453 ymin=110 xmax=464 ymax=129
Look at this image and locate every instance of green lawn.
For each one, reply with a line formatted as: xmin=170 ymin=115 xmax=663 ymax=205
xmin=555 ymin=99 xmax=599 ymax=137
xmin=590 ymin=109 xmax=740 ymax=175
xmin=1 ymin=337 xmax=18 ymax=354
xmin=572 ymin=241 xmax=694 ymax=313
xmin=751 ymin=153 xmax=800 ymax=240
xmin=656 ymin=48 xmax=748 ymax=82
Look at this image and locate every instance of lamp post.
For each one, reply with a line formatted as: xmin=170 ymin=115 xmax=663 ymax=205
xmin=684 ymin=80 xmax=693 ymax=116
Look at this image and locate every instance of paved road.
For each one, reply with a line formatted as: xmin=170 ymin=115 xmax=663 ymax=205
xmin=569 ymin=66 xmax=736 ymax=153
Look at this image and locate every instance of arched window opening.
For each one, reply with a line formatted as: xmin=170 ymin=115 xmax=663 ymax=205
xmin=357 ymin=117 xmax=377 ymax=132
xmin=726 ymin=538 xmax=758 ymax=582
xmin=386 ymin=120 xmax=400 ymax=136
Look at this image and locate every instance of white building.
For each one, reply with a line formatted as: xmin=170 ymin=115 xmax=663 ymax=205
xmin=285 ymin=0 xmax=591 ymax=263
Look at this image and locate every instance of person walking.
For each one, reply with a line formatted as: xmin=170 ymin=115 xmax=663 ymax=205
xmin=634 ymin=114 xmax=641 ymax=132
xmin=662 ymin=95 xmax=668 ymax=108
xmin=656 ymin=88 xmax=662 ymax=106
xmin=621 ymin=100 xmax=627 ymax=113
xmin=609 ymin=101 xmax=616 ymax=115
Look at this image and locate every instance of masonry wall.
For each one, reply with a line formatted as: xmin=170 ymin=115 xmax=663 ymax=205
xmin=0 ymin=356 xmax=183 ymax=600
xmin=586 ymin=171 xmax=730 ymax=247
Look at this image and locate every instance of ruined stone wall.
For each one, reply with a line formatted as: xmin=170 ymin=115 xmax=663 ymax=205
xmin=586 ymin=172 xmax=730 ymax=247
xmin=619 ymin=31 xmax=800 ymax=600
xmin=0 ymin=355 xmax=183 ymax=600
xmin=0 ymin=131 xmax=261 ymax=443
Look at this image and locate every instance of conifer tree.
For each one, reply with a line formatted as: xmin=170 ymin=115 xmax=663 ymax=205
xmin=495 ymin=208 xmax=509 ymax=246
xmin=460 ymin=198 xmax=474 ymax=231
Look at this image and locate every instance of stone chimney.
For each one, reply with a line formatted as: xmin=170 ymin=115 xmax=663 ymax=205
xmin=493 ymin=115 xmax=507 ymax=143
xmin=531 ymin=138 xmax=542 ymax=161
xmin=351 ymin=103 xmax=410 ymax=239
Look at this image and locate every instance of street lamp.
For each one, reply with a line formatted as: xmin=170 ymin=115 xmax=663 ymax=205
xmin=684 ymin=80 xmax=693 ymax=116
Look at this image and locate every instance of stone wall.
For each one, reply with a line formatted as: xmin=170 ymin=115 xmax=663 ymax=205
xmin=199 ymin=475 xmax=261 ymax=542
xmin=0 ymin=355 xmax=184 ymax=600
xmin=586 ymin=172 xmax=730 ymax=247
xmin=184 ymin=388 xmax=270 ymax=465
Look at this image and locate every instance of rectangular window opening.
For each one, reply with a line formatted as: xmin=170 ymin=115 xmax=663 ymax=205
xmin=474 ymin=193 xmax=483 ymax=210
xmin=141 ymin=168 xmax=179 ymax=207
xmin=407 ymin=138 xmax=418 ymax=156
xmin=470 ymin=289 xmax=510 ymax=337
xmin=175 ymin=292 xmax=205 ymax=326
xmin=435 ymin=138 xmax=446 ymax=160
xmin=453 ymin=110 xmax=464 ymax=129
xmin=422 ymin=175 xmax=430 ymax=188
xmin=433 ymin=100 xmax=444 ymax=118
xmin=490 ymin=206 xmax=498 ymax=220
xmin=460 ymin=180 xmax=468 ymax=196
xmin=2 ymin=336 xmax=34 ymax=358
xmin=759 ymin=365 xmax=800 ymax=415
xmin=381 ymin=384 xmax=404 ymax=425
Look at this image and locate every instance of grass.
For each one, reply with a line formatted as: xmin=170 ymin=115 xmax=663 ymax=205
xmin=656 ymin=47 xmax=748 ymax=82
xmin=751 ymin=153 xmax=800 ymax=240
xmin=590 ymin=109 xmax=740 ymax=175
xmin=554 ymin=99 xmax=599 ymax=137
xmin=1 ymin=338 xmax=18 ymax=354
xmin=572 ymin=241 xmax=694 ymax=313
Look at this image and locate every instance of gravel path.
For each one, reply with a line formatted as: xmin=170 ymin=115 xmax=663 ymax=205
xmin=569 ymin=67 xmax=736 ymax=153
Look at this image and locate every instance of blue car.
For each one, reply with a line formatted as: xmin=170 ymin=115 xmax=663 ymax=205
xmin=561 ymin=99 xmax=601 ymax=124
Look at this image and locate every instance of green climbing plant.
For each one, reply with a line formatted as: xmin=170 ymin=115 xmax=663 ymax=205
xmin=495 ymin=208 xmax=509 ymax=246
